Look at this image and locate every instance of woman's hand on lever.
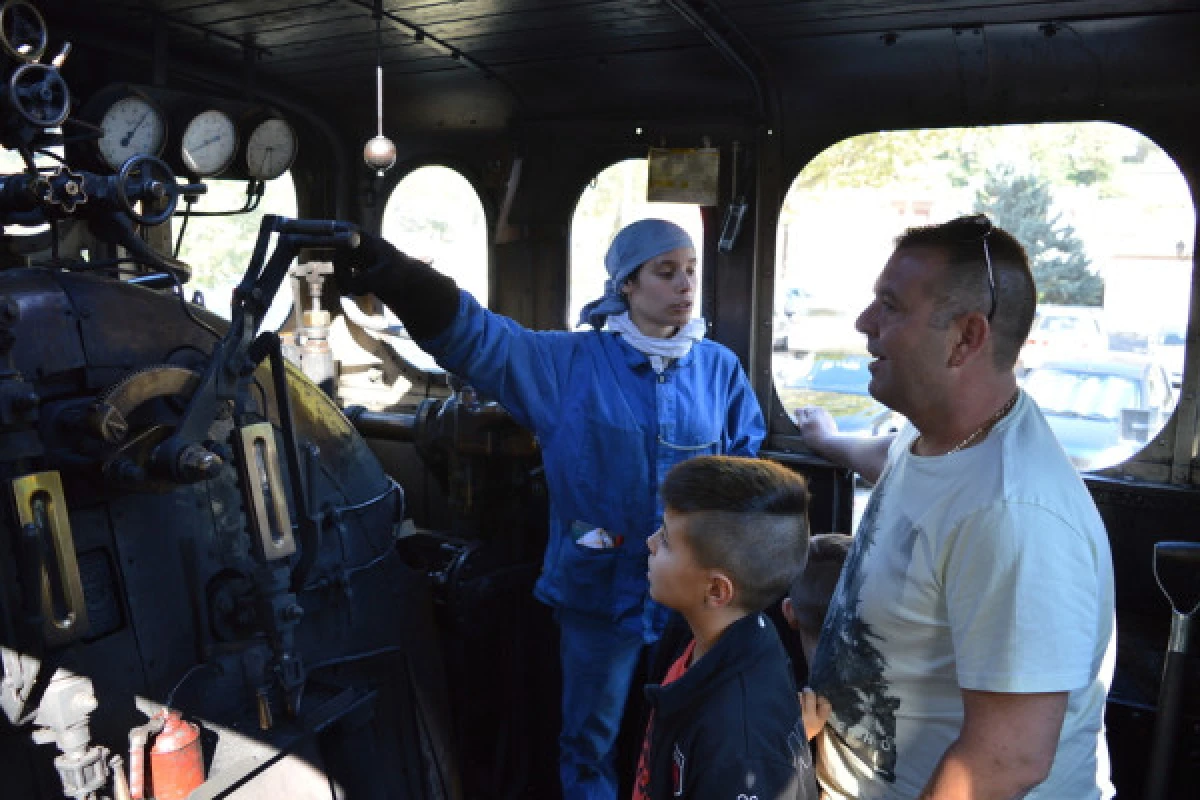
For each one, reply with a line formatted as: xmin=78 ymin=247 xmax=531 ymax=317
xmin=332 ymin=231 xmax=460 ymax=340
xmin=332 ymin=229 xmax=416 ymax=296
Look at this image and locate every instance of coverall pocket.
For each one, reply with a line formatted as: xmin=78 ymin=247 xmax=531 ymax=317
xmin=555 ymin=537 xmax=619 ymax=619
xmin=657 ymin=434 xmax=719 ymax=473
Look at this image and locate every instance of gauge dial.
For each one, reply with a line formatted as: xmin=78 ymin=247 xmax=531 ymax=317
xmin=96 ymin=93 xmax=166 ymax=171
xmin=180 ymin=108 xmax=238 ymax=177
xmin=245 ymin=117 xmax=298 ymax=181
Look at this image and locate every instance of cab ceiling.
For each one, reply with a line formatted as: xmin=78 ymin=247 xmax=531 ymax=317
xmin=42 ymin=1 xmax=1200 ymax=133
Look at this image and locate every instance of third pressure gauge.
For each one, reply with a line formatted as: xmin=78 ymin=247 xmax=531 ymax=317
xmin=180 ymin=108 xmax=237 ymax=177
xmin=245 ymin=117 xmax=298 ymax=181
xmin=96 ymin=92 xmax=166 ymax=171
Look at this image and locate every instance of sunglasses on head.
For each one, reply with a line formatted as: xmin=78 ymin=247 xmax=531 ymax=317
xmin=952 ymin=214 xmax=996 ymax=322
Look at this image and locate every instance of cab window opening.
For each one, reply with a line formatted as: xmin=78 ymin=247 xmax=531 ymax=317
xmin=569 ymin=158 xmax=704 ymax=329
xmin=174 ymin=173 xmax=299 ymax=330
xmin=774 ymin=122 xmax=1194 ymax=520
xmin=381 ymin=164 xmax=489 ymax=308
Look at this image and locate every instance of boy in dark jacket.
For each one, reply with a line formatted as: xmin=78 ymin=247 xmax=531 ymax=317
xmin=632 ymin=455 xmax=819 ymax=800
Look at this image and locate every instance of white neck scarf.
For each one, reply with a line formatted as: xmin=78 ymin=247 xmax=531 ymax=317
xmin=605 ymin=312 xmax=707 ymax=372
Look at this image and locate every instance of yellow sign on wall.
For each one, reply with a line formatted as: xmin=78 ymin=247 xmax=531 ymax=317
xmin=647 ymin=147 xmax=719 ymax=206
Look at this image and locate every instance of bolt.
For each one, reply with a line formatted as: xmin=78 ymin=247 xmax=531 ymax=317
xmin=177 ymin=444 xmax=223 ymax=481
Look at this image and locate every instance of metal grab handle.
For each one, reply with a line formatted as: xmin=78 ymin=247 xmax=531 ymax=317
xmin=1144 ymin=540 xmax=1200 ymax=800
xmin=1153 ymin=541 xmax=1200 ymax=623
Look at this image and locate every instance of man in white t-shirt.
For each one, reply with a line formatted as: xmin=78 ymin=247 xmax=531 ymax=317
xmin=796 ymin=215 xmax=1116 ymax=799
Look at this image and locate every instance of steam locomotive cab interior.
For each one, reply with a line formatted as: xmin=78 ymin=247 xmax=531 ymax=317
xmin=0 ymin=1 xmax=1197 ymax=798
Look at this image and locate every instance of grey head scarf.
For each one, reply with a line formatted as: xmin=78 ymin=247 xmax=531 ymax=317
xmin=576 ymin=218 xmax=695 ymax=330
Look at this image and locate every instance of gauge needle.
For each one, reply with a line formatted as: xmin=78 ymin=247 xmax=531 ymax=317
xmin=121 ymin=110 xmax=150 ymax=147
xmin=260 ymin=146 xmax=274 ymax=175
xmin=192 ymin=135 xmax=221 ymax=152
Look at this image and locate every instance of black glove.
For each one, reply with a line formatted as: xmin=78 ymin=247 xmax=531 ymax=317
xmin=332 ymin=229 xmax=412 ymax=297
xmin=332 ymin=230 xmax=461 ymax=340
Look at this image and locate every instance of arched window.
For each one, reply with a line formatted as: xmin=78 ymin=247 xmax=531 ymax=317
xmin=775 ymin=122 xmax=1193 ymax=493
xmin=382 ymin=165 xmax=489 ymax=307
xmin=569 ymin=159 xmax=704 ymax=329
xmin=175 ymin=174 xmax=298 ymax=330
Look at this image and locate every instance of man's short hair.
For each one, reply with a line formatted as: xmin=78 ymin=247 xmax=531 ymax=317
xmin=895 ymin=215 xmax=1038 ymax=370
xmin=787 ymin=533 xmax=853 ymax=639
xmin=660 ymin=455 xmax=810 ymax=613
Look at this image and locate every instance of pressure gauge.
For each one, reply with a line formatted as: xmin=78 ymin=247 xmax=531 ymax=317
xmin=95 ymin=93 xmax=166 ymax=171
xmin=180 ymin=108 xmax=237 ymax=177
xmin=245 ymin=117 xmax=298 ymax=181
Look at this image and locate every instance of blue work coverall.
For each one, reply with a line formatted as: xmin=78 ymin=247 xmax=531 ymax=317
xmin=421 ymin=292 xmax=766 ymax=799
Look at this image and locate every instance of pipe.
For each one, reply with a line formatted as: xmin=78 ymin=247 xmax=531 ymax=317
xmin=661 ymin=0 xmax=771 ymax=121
xmin=345 ymin=408 xmax=416 ymax=441
xmin=110 ymin=753 xmax=131 ymax=800
xmin=49 ymin=31 xmax=351 ymax=219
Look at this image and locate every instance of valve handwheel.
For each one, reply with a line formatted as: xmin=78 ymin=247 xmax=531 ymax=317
xmin=116 ymin=155 xmax=180 ymax=226
xmin=8 ymin=62 xmax=68 ymax=127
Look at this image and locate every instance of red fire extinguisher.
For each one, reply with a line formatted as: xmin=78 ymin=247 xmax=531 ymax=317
xmin=146 ymin=710 xmax=205 ymax=800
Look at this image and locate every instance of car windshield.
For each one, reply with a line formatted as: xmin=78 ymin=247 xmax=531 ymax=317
xmin=1041 ymin=316 xmax=1086 ymax=334
xmin=1024 ymin=368 xmax=1140 ymax=419
xmin=790 ymin=356 xmax=872 ymax=394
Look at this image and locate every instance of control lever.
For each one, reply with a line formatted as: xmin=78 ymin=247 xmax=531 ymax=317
xmin=1144 ymin=540 xmax=1200 ymax=800
xmin=151 ymin=216 xmax=360 ymax=485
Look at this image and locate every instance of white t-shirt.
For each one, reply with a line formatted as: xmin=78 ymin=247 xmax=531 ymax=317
xmin=811 ymin=391 xmax=1116 ymax=799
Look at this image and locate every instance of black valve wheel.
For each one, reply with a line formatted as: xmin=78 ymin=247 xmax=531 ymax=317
xmin=0 ymin=0 xmax=47 ymax=63
xmin=116 ymin=155 xmax=180 ymax=226
xmin=7 ymin=62 xmax=68 ymax=127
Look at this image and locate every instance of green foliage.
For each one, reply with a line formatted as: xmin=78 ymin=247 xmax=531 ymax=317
xmin=793 ymin=129 xmax=962 ymax=192
xmin=973 ymin=165 xmax=1104 ymax=306
xmin=176 ymin=177 xmax=298 ymax=291
xmin=792 ymin=123 xmax=1138 ymax=198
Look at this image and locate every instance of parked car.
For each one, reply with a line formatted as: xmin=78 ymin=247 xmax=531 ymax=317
xmin=773 ymin=311 xmax=863 ymax=355
xmin=1022 ymin=356 xmax=1176 ymax=470
xmin=1019 ymin=304 xmax=1108 ymax=372
xmin=782 ymin=286 xmax=815 ymax=318
xmin=775 ymin=352 xmax=904 ymax=436
xmin=1152 ymin=327 xmax=1186 ymax=387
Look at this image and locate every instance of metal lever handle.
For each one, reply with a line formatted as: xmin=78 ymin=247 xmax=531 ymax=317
xmin=1153 ymin=541 xmax=1200 ymax=620
xmin=1144 ymin=540 xmax=1199 ymax=800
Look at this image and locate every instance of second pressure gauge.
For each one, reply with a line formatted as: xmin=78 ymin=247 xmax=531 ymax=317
xmin=96 ymin=92 xmax=166 ymax=171
xmin=245 ymin=117 xmax=298 ymax=181
xmin=181 ymin=108 xmax=237 ymax=177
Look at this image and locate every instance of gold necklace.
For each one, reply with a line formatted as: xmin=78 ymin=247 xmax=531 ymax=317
xmin=916 ymin=390 xmax=1020 ymax=456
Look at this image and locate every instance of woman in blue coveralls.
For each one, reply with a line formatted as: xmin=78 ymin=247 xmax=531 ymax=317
xmin=334 ymin=218 xmax=766 ymax=800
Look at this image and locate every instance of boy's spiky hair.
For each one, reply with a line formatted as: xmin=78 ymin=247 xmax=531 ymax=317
xmin=661 ymin=455 xmax=810 ymax=613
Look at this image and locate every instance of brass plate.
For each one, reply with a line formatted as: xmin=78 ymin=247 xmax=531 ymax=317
xmin=11 ymin=471 xmax=89 ymax=645
xmin=234 ymin=422 xmax=296 ymax=561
